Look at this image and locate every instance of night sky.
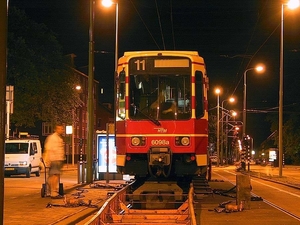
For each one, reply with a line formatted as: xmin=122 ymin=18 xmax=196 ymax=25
xmin=8 ymin=0 xmax=300 ymax=149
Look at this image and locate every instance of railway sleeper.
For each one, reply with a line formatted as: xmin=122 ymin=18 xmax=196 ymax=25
xmin=131 ymin=181 xmax=183 ymax=209
xmin=192 ymin=177 xmax=213 ymax=195
xmin=108 ymin=200 xmax=191 ymax=224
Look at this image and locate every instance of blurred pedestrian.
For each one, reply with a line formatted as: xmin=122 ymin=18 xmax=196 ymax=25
xmin=44 ymin=124 xmax=65 ymax=199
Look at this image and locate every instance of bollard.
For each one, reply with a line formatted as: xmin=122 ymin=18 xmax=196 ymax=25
xmin=77 ymin=138 xmax=86 ymax=183
xmin=77 ymin=160 xmax=86 ymax=184
xmin=82 ymin=161 xmax=86 ymax=183
xmin=93 ymin=159 xmax=99 ymax=180
xmin=77 ymin=161 xmax=83 ymax=184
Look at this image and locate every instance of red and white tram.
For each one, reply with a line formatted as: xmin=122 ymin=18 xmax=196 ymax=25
xmin=115 ymin=51 xmax=209 ymax=178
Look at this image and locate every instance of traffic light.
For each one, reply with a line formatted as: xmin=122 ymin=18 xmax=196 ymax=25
xmin=241 ymin=136 xmax=250 ymax=171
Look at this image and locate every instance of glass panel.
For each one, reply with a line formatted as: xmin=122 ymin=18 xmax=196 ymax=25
xmin=117 ymin=70 xmax=126 ymax=119
xmin=129 ymin=73 xmax=191 ymax=120
xmin=195 ymin=71 xmax=204 ymax=118
xmin=5 ymin=143 xmax=29 ymax=154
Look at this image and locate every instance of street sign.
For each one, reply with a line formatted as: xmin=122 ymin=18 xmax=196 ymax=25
xmin=6 ymin=85 xmax=14 ymax=113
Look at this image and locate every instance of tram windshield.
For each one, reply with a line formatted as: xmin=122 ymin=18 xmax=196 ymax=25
xmin=129 ymin=74 xmax=191 ymax=120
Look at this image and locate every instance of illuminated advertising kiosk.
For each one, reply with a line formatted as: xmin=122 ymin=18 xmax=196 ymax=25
xmin=97 ymin=133 xmax=122 ymax=180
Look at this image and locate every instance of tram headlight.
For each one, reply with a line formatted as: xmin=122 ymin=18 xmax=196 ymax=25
xmin=181 ymin=137 xmax=190 ymax=146
xmin=175 ymin=136 xmax=190 ymax=146
xmin=131 ymin=136 xmax=146 ymax=146
xmin=131 ymin=137 xmax=140 ymax=146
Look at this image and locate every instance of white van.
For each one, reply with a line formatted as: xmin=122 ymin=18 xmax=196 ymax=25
xmin=5 ymin=139 xmax=42 ymax=178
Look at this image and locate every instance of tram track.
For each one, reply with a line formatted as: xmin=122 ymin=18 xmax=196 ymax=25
xmin=251 ymin=192 xmax=300 ymax=222
xmin=83 ymin=176 xmax=215 ymax=225
xmin=76 ymin=168 xmax=300 ymax=225
xmin=212 ymin=169 xmax=300 ymax=222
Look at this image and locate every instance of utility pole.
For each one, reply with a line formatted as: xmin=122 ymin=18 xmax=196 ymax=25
xmin=0 ymin=1 xmax=8 ymax=224
xmin=86 ymin=0 xmax=95 ymax=183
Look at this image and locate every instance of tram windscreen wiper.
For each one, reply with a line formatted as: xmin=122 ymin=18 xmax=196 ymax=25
xmin=130 ymin=103 xmax=161 ymax=126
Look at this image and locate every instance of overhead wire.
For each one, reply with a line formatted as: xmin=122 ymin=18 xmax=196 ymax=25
xmin=170 ymin=0 xmax=176 ymax=50
xmin=154 ymin=0 xmax=166 ymax=50
xmin=129 ymin=0 xmax=161 ymax=50
xmin=127 ymin=0 xmax=176 ymax=51
xmin=230 ymin=1 xmax=268 ymax=97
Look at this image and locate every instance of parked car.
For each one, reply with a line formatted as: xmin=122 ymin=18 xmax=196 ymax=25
xmin=4 ymin=138 xmax=42 ymax=178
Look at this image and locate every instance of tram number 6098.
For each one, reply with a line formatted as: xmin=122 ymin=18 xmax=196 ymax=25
xmin=151 ymin=139 xmax=170 ymax=145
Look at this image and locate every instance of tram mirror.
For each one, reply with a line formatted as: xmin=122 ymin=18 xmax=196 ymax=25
xmin=119 ymin=70 xmax=125 ymax=82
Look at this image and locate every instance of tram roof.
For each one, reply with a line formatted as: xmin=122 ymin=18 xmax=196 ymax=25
xmin=123 ymin=51 xmax=201 ymax=57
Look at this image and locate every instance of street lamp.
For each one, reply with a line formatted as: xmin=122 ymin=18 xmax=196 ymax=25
xmin=215 ymin=88 xmax=221 ymax=167
xmin=221 ymin=97 xmax=235 ymax=165
xmin=242 ymin=65 xmax=265 ymax=137
xmin=75 ymin=85 xmax=82 ymax=91
xmin=279 ymin=0 xmax=299 ymax=177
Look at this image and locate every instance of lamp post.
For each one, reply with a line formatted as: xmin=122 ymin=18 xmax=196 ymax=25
xmin=224 ymin=108 xmax=236 ymax=165
xmin=279 ymin=0 xmax=299 ymax=177
xmin=215 ymin=88 xmax=221 ymax=167
xmin=86 ymin=0 xmax=95 ymax=183
xmin=102 ymin=0 xmax=119 ymax=144
xmin=221 ymin=97 xmax=235 ymax=166
xmin=227 ymin=110 xmax=237 ymax=164
xmin=242 ymin=65 xmax=264 ymax=137
xmin=102 ymin=0 xmax=118 ymax=77
xmin=71 ymin=85 xmax=82 ymax=166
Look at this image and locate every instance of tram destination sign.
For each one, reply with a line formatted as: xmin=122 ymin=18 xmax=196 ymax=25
xmin=129 ymin=56 xmax=191 ymax=75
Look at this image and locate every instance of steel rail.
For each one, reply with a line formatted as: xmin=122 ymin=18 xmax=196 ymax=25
xmin=83 ymin=181 xmax=130 ymax=225
xmin=84 ymin=181 xmax=197 ymax=225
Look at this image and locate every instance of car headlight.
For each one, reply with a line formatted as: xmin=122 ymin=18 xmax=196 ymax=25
xmin=19 ymin=161 xmax=27 ymax=166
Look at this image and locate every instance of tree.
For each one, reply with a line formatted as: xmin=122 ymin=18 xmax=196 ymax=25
xmin=7 ymin=7 xmax=81 ymax=127
xmin=266 ymin=104 xmax=300 ymax=165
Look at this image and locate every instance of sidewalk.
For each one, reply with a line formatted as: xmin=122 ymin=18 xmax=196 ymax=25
xmin=4 ymin=164 xmax=300 ymax=225
xmin=4 ymin=164 xmax=126 ymax=225
xmin=246 ymin=164 xmax=300 ymax=188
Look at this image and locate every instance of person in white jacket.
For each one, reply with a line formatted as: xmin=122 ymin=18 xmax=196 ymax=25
xmin=44 ymin=124 xmax=65 ymax=198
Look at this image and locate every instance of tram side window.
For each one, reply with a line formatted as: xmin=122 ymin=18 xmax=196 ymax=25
xmin=119 ymin=70 xmax=125 ymax=99
xmin=117 ymin=70 xmax=126 ymax=118
xmin=195 ymin=71 xmax=204 ymax=118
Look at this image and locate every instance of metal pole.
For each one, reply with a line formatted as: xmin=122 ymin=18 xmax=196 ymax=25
xmin=6 ymin=100 xmax=10 ymax=139
xmin=115 ymin=3 xmax=118 ymax=72
xmin=106 ymin=123 xmax=109 ymax=184
xmin=243 ymin=70 xmax=247 ymax=137
xmin=72 ymin=110 xmax=75 ymax=166
xmin=86 ymin=0 xmax=95 ymax=183
xmin=0 ymin=1 xmax=8 ymax=223
xmin=225 ymin=113 xmax=229 ymax=165
xmin=279 ymin=4 xmax=284 ymax=177
xmin=113 ymin=3 xmax=118 ymax=144
xmin=220 ymin=102 xmax=224 ymax=166
xmin=216 ymin=95 xmax=220 ymax=167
